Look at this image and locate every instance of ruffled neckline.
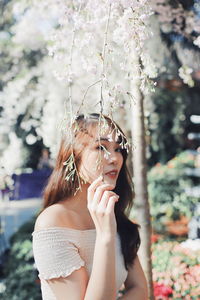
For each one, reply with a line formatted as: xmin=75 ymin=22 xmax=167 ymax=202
xmin=32 ymin=226 xmax=96 ymax=235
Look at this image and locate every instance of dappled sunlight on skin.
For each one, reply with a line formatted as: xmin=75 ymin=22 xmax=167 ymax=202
xmin=78 ymin=125 xmax=124 ymax=187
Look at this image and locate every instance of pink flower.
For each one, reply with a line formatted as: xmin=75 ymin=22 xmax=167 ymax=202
xmin=151 ymin=233 xmax=161 ymax=243
xmin=154 ymin=282 xmax=173 ymax=297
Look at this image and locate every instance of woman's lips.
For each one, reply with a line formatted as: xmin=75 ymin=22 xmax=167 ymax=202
xmin=105 ymin=171 xmax=118 ymax=179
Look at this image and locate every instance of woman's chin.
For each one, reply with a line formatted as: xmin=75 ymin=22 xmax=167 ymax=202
xmin=102 ymin=176 xmax=116 ymax=187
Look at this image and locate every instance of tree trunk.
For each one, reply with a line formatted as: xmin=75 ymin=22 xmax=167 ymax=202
xmin=131 ymin=74 xmax=155 ymax=300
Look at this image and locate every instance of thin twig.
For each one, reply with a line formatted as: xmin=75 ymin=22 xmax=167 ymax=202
xmin=76 ymin=79 xmax=101 ymax=115
xmin=68 ymin=28 xmax=76 ymax=125
xmin=72 ymin=148 xmax=82 ymax=193
xmin=97 ymin=4 xmax=112 ymax=179
xmin=100 ymin=3 xmax=111 ymax=115
xmin=64 ymin=2 xmax=83 ymax=192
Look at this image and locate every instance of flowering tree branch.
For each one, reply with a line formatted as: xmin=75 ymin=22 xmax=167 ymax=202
xmin=100 ymin=2 xmax=111 ymax=115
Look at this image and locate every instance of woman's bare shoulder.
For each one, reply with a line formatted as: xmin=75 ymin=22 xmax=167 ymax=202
xmin=34 ymin=203 xmax=74 ymax=231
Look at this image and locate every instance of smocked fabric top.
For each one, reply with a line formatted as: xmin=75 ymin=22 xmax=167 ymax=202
xmin=32 ymin=227 xmax=128 ymax=300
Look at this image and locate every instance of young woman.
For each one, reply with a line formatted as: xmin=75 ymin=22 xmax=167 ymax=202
xmin=32 ymin=113 xmax=148 ymax=300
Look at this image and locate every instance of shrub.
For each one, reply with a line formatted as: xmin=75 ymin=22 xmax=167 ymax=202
xmin=152 ymin=239 xmax=200 ymax=299
xmin=1 ymin=217 xmax=41 ymax=300
xmin=148 ymin=151 xmax=198 ymax=233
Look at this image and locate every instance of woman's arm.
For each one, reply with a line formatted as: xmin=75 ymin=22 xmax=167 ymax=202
xmin=84 ymin=176 xmax=117 ymax=300
xmin=119 ymin=255 xmax=148 ymax=300
xmin=84 ymin=234 xmax=116 ymax=300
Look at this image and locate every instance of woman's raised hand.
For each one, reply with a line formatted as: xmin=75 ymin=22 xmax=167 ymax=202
xmin=87 ymin=175 xmax=119 ymax=239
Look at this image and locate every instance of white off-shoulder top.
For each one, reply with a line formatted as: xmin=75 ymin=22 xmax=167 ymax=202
xmin=32 ymin=227 xmax=128 ymax=300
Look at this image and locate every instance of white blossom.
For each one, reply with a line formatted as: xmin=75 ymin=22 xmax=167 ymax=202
xmin=1 ymin=133 xmax=24 ymax=175
xmin=180 ymin=239 xmax=200 ymax=251
xmin=193 ymin=36 xmax=200 ymax=48
xmin=179 ymin=65 xmax=194 ymax=87
xmin=1 ymin=0 xmax=156 ymax=170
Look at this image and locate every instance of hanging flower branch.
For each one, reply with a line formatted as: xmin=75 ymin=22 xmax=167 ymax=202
xmin=0 ymin=0 xmax=159 ymax=176
xmin=44 ymin=0 xmax=156 ymax=109
xmin=17 ymin=0 xmax=156 ymax=189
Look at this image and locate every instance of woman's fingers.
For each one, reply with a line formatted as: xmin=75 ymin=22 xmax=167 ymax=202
xmin=87 ymin=176 xmax=115 ymax=206
xmin=98 ymin=191 xmax=118 ymax=211
xmin=93 ymin=184 xmax=114 ymax=205
xmin=87 ymin=176 xmax=103 ymax=215
xmin=106 ymin=196 xmax=118 ymax=214
xmin=87 ymin=176 xmax=103 ymax=204
xmin=87 ymin=176 xmax=119 ymax=234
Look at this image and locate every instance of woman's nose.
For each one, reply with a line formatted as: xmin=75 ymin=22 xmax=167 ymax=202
xmin=107 ymin=151 xmax=117 ymax=164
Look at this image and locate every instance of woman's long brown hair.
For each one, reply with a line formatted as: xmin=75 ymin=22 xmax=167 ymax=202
xmin=43 ymin=113 xmax=140 ymax=269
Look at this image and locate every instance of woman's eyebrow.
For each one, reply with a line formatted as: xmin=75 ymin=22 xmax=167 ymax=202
xmin=95 ymin=137 xmax=109 ymax=142
xmin=95 ymin=137 xmax=121 ymax=144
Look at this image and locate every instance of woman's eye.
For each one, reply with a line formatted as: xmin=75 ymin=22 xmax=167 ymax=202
xmin=96 ymin=145 xmax=105 ymax=151
xmin=96 ymin=146 xmax=122 ymax=152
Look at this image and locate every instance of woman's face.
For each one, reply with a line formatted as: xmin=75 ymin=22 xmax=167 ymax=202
xmin=78 ymin=124 xmax=124 ymax=187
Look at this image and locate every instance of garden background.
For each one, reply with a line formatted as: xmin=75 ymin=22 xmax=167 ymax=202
xmin=0 ymin=0 xmax=200 ymax=299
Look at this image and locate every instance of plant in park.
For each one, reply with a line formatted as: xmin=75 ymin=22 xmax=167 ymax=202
xmin=0 ymin=0 xmax=157 ymax=174
xmin=148 ymin=151 xmax=198 ymax=233
xmin=1 ymin=218 xmax=41 ymax=300
xmin=1 ymin=2 xmax=156 ymax=297
xmin=152 ymin=0 xmax=200 ymax=87
xmin=40 ymin=0 xmax=156 ymax=189
xmin=152 ymin=239 xmax=200 ymax=299
xmin=0 ymin=0 xmax=155 ymax=191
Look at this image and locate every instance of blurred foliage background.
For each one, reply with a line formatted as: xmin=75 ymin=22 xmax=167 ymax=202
xmin=0 ymin=0 xmax=200 ymax=299
xmin=0 ymin=0 xmax=200 ymax=170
